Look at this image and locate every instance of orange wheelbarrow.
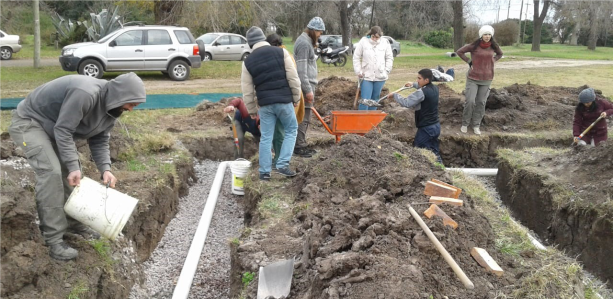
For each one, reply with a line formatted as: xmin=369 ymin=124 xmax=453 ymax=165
xmin=311 ymin=107 xmax=387 ymax=143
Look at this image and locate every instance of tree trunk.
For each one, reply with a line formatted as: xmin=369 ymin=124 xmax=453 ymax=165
xmin=587 ymin=2 xmax=597 ymax=50
xmin=369 ymin=0 xmax=375 ymax=29
xmin=339 ymin=0 xmax=358 ymax=54
xmin=33 ymin=0 xmax=40 ymax=68
xmin=516 ymin=0 xmax=524 ymax=45
xmin=452 ymin=0 xmax=463 ymax=51
xmin=154 ymin=0 xmax=184 ymax=25
xmin=531 ymin=0 xmax=550 ymax=52
xmin=570 ymin=22 xmax=580 ymax=46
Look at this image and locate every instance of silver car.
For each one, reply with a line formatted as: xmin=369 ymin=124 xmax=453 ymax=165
xmin=0 ymin=30 xmax=22 ymax=60
xmin=196 ymin=33 xmax=251 ymax=61
xmin=59 ymin=25 xmax=203 ymax=81
xmin=352 ymin=35 xmax=401 ymax=57
xmin=383 ymin=36 xmax=401 ymax=57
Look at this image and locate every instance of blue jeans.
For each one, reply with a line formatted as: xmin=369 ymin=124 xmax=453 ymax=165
xmin=258 ymin=103 xmax=298 ymax=174
xmin=414 ymin=123 xmax=442 ymax=164
xmin=358 ymin=80 xmax=386 ymax=111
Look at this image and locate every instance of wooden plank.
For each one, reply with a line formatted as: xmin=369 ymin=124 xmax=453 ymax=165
xmin=424 ymin=181 xmax=458 ymax=198
xmin=470 ymin=247 xmax=504 ymax=277
xmin=423 ymin=204 xmax=458 ymax=229
xmin=431 ymin=179 xmax=462 ymax=198
xmin=429 ymin=196 xmax=464 ymax=207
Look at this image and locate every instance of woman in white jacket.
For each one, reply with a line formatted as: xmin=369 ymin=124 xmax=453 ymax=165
xmin=353 ymin=26 xmax=394 ymax=110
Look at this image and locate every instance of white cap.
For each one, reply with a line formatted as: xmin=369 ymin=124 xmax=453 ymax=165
xmin=479 ymin=25 xmax=494 ymax=38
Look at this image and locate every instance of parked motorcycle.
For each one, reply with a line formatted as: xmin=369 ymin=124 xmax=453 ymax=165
xmin=315 ymin=40 xmax=349 ymax=67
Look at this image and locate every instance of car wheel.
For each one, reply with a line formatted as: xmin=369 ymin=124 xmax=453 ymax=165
xmin=334 ymin=54 xmax=347 ymax=67
xmin=393 ymin=49 xmax=398 ymax=57
xmin=204 ymin=52 xmax=212 ymax=61
xmin=1 ymin=47 xmax=13 ymax=60
xmin=240 ymin=53 xmax=249 ymax=61
xmin=168 ymin=60 xmax=190 ymax=81
xmin=78 ymin=59 xmax=104 ymax=79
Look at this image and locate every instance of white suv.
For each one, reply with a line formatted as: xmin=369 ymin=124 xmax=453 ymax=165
xmin=0 ymin=30 xmax=22 ymax=60
xmin=59 ymin=25 xmax=204 ymax=81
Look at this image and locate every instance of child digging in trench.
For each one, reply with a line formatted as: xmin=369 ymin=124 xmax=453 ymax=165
xmin=387 ymin=68 xmax=443 ymax=164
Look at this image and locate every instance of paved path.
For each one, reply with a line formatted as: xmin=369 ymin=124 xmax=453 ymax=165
xmin=1 ymin=58 xmax=58 ymax=67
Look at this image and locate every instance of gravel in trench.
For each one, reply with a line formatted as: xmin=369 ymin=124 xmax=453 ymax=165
xmin=130 ymin=160 xmax=244 ymax=299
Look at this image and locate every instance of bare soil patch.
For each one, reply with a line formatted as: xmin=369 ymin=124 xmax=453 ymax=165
xmin=1 ymin=74 xmax=610 ymax=298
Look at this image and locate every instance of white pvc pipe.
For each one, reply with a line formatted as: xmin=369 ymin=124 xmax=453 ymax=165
xmin=447 ymin=168 xmax=498 ymax=176
xmin=172 ymin=161 xmax=228 ymax=299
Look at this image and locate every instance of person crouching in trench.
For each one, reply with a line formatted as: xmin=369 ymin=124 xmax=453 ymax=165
xmin=573 ymin=88 xmax=613 ymax=146
xmin=8 ymin=73 xmax=146 ymax=260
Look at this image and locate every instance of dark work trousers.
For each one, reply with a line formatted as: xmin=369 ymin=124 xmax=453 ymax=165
xmin=295 ymin=83 xmax=316 ymax=149
xmin=8 ymin=111 xmax=83 ymax=245
xmin=414 ymin=123 xmax=443 ymax=164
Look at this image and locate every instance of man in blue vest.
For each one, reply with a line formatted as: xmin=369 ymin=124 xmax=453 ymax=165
xmin=241 ymin=26 xmax=301 ymax=180
xmin=387 ymin=69 xmax=443 ymax=164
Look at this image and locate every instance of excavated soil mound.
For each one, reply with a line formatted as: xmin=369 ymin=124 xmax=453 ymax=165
xmin=314 ymin=76 xmax=598 ymax=134
xmin=235 ymin=134 xmax=524 ymax=298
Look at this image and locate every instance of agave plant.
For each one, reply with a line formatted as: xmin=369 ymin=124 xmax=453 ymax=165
xmin=50 ymin=12 xmax=79 ymax=39
xmin=86 ymin=6 xmax=123 ymax=42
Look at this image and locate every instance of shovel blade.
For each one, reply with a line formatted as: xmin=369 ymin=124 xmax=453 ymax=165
xmin=256 ymin=259 xmax=295 ymax=299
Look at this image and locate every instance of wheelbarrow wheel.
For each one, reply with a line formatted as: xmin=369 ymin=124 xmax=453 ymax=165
xmin=334 ymin=54 xmax=347 ymax=67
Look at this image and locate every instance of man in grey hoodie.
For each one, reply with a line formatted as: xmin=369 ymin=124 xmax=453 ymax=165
xmin=8 ymin=72 xmax=146 ymax=260
xmin=293 ymin=16 xmax=325 ymax=158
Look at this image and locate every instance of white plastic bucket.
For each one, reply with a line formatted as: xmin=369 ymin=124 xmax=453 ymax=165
xmin=229 ymin=159 xmax=251 ymax=195
xmin=64 ymin=177 xmax=139 ymax=240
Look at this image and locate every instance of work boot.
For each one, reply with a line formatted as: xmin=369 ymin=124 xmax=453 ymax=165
xmin=49 ymin=242 xmax=78 ymax=260
xmin=67 ymin=224 xmax=101 ymax=240
xmin=305 ymin=147 xmax=317 ymax=154
xmin=460 ymin=126 xmax=468 ymax=133
xmin=293 ymin=147 xmax=312 ymax=158
xmin=275 ymin=167 xmax=297 ymax=177
xmin=259 ymin=172 xmax=271 ymax=181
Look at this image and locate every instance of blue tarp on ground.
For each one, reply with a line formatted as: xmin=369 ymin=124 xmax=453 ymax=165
xmin=0 ymin=93 xmax=242 ymax=110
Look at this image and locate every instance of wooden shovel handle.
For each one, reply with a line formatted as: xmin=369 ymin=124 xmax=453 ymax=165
xmin=409 ymin=205 xmax=475 ymax=289
xmin=352 ymin=79 xmax=362 ymax=110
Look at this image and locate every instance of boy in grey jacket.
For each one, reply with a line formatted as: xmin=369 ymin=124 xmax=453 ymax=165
xmin=8 ymin=72 xmax=146 ymax=260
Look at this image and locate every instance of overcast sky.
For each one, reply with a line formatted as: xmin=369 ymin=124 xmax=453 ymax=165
xmin=466 ymin=0 xmax=549 ymax=25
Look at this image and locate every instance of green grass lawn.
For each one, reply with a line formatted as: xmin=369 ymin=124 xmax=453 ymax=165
xmin=2 ymin=40 xmax=612 ymax=98
xmin=10 ymin=35 xmax=62 ymax=59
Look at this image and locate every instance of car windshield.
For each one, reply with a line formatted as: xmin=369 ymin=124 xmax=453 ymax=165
xmin=198 ymin=34 xmax=219 ymax=44
xmin=98 ymin=31 xmax=120 ymax=43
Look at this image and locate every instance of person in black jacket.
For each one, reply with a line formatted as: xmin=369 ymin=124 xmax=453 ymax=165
xmin=387 ymin=69 xmax=442 ymax=164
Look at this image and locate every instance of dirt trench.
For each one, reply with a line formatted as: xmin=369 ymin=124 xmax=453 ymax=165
xmin=1 ymin=76 xmax=608 ymax=298
xmin=496 ymin=144 xmax=613 ymax=288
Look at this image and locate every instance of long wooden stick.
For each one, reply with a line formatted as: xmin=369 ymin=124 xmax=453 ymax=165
xmin=408 ymin=205 xmax=475 ymax=290
xmin=352 ymin=79 xmax=362 ymax=110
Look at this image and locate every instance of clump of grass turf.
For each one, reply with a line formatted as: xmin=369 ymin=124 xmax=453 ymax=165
xmin=523 ymin=118 xmax=561 ymax=131
xmin=87 ymin=239 xmax=116 ymax=277
xmin=141 ymin=132 xmax=175 ymax=153
xmin=67 ymin=280 xmax=89 ymax=299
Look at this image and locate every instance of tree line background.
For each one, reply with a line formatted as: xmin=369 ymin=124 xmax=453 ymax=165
xmin=1 ymin=0 xmax=612 ymax=51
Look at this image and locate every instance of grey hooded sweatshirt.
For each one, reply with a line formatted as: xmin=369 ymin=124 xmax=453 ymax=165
xmin=16 ymin=73 xmax=146 ymax=174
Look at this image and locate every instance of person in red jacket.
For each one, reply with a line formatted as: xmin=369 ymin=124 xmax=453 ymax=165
xmin=456 ymin=25 xmax=503 ymax=135
xmin=573 ymin=88 xmax=613 ymax=146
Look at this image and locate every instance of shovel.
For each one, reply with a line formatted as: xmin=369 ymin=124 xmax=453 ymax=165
xmin=571 ymin=115 xmax=604 ymax=146
xmin=352 ymin=78 xmax=363 ymax=110
xmin=359 ymin=86 xmax=415 ymax=108
xmin=256 ymin=258 xmax=295 ymax=299
xmin=228 ymin=114 xmax=240 ymax=152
